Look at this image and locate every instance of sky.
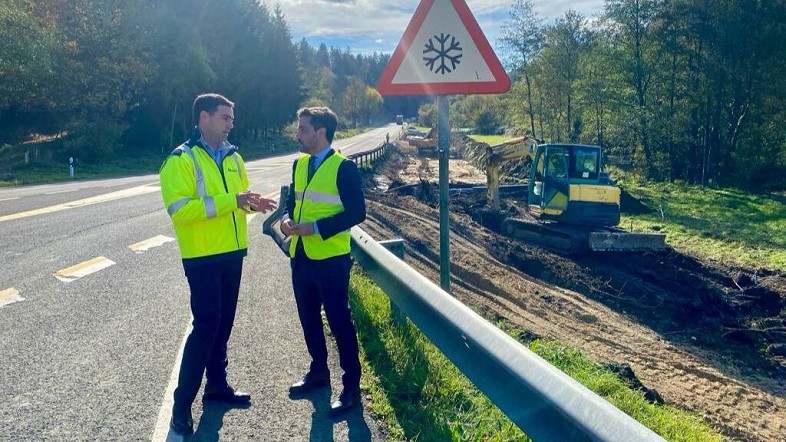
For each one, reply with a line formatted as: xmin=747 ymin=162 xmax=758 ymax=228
xmin=274 ymin=0 xmax=606 ymax=55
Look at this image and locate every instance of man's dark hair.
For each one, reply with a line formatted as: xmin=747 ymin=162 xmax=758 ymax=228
xmin=193 ymin=93 xmax=234 ymax=125
xmin=297 ymin=107 xmax=338 ymax=143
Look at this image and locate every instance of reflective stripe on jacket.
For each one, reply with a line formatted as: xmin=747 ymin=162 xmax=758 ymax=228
xmin=289 ymin=152 xmax=351 ymax=260
xmin=159 ymin=140 xmax=249 ymax=264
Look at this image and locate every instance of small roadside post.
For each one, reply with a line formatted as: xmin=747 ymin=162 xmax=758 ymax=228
xmin=377 ymin=0 xmax=511 ymax=292
xmin=69 ymin=157 xmax=74 ymax=178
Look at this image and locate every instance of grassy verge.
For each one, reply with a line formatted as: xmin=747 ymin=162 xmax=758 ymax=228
xmin=467 ymin=134 xmax=509 ymax=146
xmin=619 ymin=180 xmax=786 ymax=271
xmin=350 ymin=269 xmax=723 ymax=441
xmin=0 ymin=135 xmax=300 ymax=187
xmin=0 ymin=127 xmax=378 ymax=187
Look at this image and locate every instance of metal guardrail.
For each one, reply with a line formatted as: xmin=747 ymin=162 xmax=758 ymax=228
xmin=345 ymin=140 xmax=388 ymax=167
xmin=349 ymin=229 xmax=665 ymax=442
xmin=0 ymin=150 xmax=28 ymax=172
xmin=261 ymin=139 xmax=666 ymax=441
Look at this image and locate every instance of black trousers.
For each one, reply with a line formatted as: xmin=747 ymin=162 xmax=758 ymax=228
xmin=174 ymin=258 xmax=243 ymax=408
xmin=291 ymin=252 xmax=361 ymax=389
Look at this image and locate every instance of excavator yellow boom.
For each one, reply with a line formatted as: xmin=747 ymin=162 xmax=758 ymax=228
xmin=486 ymin=136 xmax=539 ymax=210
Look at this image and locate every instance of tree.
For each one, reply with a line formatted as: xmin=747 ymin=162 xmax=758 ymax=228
xmin=54 ymin=0 xmax=158 ymax=157
xmin=536 ymin=10 xmax=588 ymax=142
xmin=0 ymin=0 xmax=60 ymax=142
xmin=497 ymin=0 xmax=543 ymax=137
xmin=604 ymin=0 xmax=665 ymax=178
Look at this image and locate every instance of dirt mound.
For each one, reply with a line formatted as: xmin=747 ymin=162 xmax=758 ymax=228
xmin=359 ymin=142 xmax=786 ymax=442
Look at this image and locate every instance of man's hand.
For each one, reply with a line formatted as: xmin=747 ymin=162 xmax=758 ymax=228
xmin=280 ymin=218 xmax=295 ymax=236
xmin=288 ymin=222 xmax=316 ymax=236
xmin=236 ymin=191 xmax=277 ymax=213
xmin=250 ymin=196 xmax=277 ymax=214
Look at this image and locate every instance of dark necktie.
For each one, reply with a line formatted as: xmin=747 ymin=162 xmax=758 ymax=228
xmin=308 ymin=156 xmax=317 ymax=181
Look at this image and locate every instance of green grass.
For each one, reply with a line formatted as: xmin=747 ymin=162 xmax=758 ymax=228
xmin=350 ymin=269 xmax=723 ymax=441
xmin=467 ymin=134 xmax=512 ymax=146
xmin=335 ymin=127 xmax=370 ymax=139
xmin=0 ymin=126 xmax=378 ymax=187
xmin=0 ymin=135 xmax=300 ymax=187
xmin=619 ymin=180 xmax=786 ymax=270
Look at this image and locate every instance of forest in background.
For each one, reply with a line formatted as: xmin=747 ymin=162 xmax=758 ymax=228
xmin=1 ymin=0 xmax=785 ymax=191
xmin=0 ymin=0 xmax=423 ymax=158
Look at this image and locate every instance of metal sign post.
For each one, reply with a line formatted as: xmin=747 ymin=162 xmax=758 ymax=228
xmin=377 ymin=0 xmax=511 ymax=292
xmin=437 ymin=95 xmax=451 ymax=291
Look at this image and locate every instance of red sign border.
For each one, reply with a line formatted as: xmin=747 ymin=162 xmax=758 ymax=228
xmin=377 ymin=0 xmax=511 ymax=96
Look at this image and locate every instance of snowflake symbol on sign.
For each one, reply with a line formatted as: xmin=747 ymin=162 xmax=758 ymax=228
xmin=423 ymin=33 xmax=463 ymax=75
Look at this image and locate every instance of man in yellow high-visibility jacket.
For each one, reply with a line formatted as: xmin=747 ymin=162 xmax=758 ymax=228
xmin=281 ymin=107 xmax=366 ymax=418
xmin=159 ymin=93 xmax=275 ymax=436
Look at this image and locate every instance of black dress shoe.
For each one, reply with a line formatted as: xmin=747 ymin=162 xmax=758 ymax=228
xmin=203 ymin=387 xmax=252 ymax=404
xmin=329 ymin=387 xmax=361 ymax=417
xmin=170 ymin=405 xmax=193 ymax=436
xmin=288 ymin=371 xmax=330 ymax=396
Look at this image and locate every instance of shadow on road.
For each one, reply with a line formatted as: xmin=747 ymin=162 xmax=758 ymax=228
xmin=290 ymin=388 xmax=372 ymax=441
xmin=191 ymin=401 xmax=250 ymax=441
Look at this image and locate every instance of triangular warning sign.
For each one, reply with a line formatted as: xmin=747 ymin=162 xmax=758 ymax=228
xmin=377 ymin=0 xmax=511 ymax=96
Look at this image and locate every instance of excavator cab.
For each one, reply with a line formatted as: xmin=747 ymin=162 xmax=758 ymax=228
xmin=528 ymin=144 xmax=620 ymax=227
xmin=529 ymin=145 xmax=570 ymax=218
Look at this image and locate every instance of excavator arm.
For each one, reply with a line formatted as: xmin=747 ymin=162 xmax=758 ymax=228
xmin=485 ymin=136 xmax=539 ymax=210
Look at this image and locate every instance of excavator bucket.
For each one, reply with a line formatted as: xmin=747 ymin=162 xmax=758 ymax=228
xmin=588 ymin=231 xmax=667 ymax=252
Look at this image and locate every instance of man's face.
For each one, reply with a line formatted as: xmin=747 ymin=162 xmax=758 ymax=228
xmin=296 ymin=115 xmax=322 ymax=155
xmin=200 ymin=105 xmax=234 ymax=145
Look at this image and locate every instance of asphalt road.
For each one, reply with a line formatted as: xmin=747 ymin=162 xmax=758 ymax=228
xmin=0 ymin=125 xmax=398 ymax=441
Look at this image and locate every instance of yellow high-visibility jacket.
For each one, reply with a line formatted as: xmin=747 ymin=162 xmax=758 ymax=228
xmin=160 ymin=137 xmax=249 ymax=267
xmin=289 ymin=153 xmax=351 ymax=260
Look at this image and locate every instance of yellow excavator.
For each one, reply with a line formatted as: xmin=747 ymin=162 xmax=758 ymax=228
xmin=484 ymin=137 xmax=666 ymax=254
xmin=407 ymin=126 xmax=438 ymax=156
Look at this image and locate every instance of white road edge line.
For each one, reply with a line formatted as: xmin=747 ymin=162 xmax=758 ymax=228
xmin=0 ymin=288 xmax=24 ymax=308
xmin=150 ymin=324 xmax=191 ymax=442
xmin=0 ymin=197 xmax=20 ymax=202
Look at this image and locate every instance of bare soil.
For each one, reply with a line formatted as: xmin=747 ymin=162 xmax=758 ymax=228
xmin=359 ymin=141 xmax=786 ymax=442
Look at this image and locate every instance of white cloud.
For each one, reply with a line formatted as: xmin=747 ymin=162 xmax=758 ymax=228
xmin=274 ymin=0 xmax=604 ymax=54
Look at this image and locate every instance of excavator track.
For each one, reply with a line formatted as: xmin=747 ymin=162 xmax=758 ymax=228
xmin=500 ymin=217 xmax=590 ymax=255
xmin=499 ymin=217 xmax=667 ymax=254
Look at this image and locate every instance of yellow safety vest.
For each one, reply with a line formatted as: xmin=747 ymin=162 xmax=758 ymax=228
xmin=159 ymin=142 xmax=249 ymax=262
xmin=289 ymin=152 xmax=351 ymax=260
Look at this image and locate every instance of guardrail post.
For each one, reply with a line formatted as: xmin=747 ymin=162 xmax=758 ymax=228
xmin=378 ymin=238 xmax=406 ymax=325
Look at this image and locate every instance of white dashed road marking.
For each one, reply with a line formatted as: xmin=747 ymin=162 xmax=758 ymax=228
xmin=130 ymin=235 xmax=176 ymax=253
xmin=0 ymin=288 xmax=24 ymax=308
xmin=54 ymin=256 xmax=116 ymax=283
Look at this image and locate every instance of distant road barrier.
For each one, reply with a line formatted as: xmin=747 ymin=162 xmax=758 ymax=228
xmin=346 ymin=139 xmax=388 ymax=168
xmin=0 ymin=150 xmax=29 ymax=172
xmin=262 ymin=141 xmax=665 ymax=442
